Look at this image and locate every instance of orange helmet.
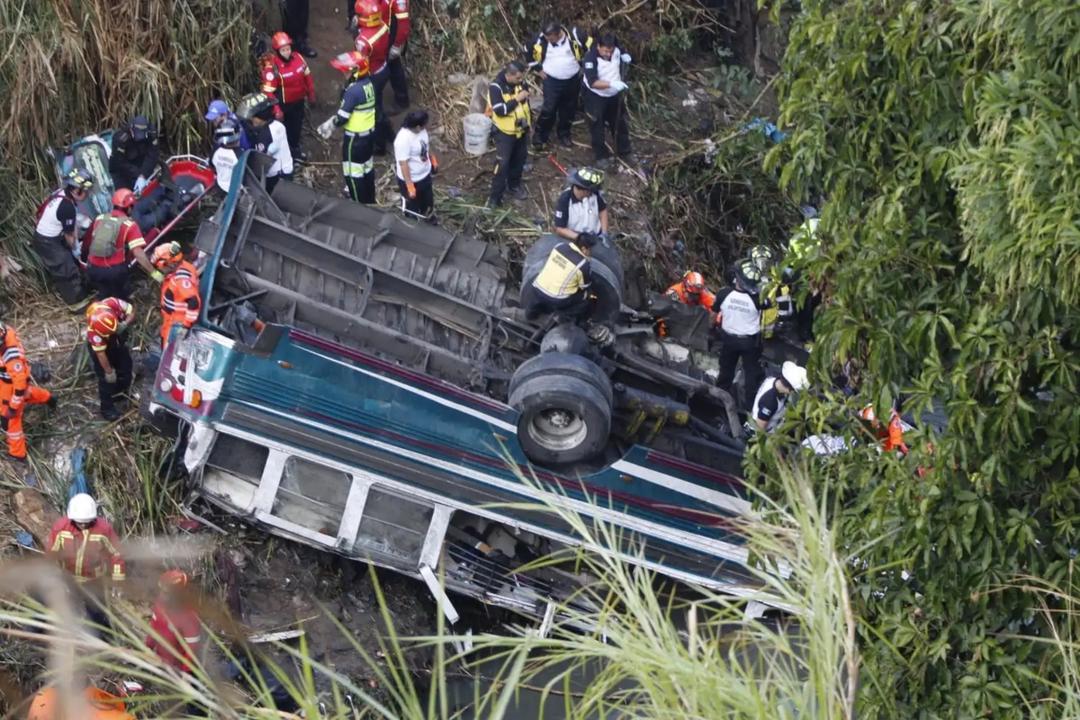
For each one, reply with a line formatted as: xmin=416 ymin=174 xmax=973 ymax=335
xmin=159 ymin=569 xmax=190 ymax=590
xmin=151 ymin=241 xmax=184 ymax=269
xmin=682 ymin=271 xmax=705 ymax=293
xmin=271 ymin=31 xmax=292 ymax=51
xmin=331 ymin=50 xmax=370 ymax=77
xmin=355 ymin=0 xmax=383 ymax=26
xmin=112 ymin=188 xmax=136 ymax=210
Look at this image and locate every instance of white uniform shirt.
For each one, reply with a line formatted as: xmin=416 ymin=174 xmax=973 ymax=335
xmin=751 ymin=377 xmax=786 ymax=432
xmin=717 ymin=288 xmax=761 ymax=336
xmin=212 ymin=147 xmax=239 ymax=193
xmin=393 ymin=128 xmax=431 ymax=182
xmin=267 ymin=120 xmax=293 ymax=177
xmin=543 ymin=36 xmax=580 ymax=80
xmin=554 ymin=188 xmax=606 ymax=235
xmin=587 ymin=49 xmax=624 ymax=98
xmin=35 ymin=195 xmax=68 ymax=237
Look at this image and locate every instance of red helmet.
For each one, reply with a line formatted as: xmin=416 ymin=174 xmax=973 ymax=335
xmin=682 ymin=271 xmax=705 ymax=293
xmin=271 ymin=32 xmax=292 ymax=51
xmin=112 ymin=188 xmax=136 ymax=210
xmin=331 ymin=50 xmax=370 ymax=77
xmin=159 ymin=569 xmax=190 ymax=590
xmin=355 ymin=0 xmax=383 ymax=27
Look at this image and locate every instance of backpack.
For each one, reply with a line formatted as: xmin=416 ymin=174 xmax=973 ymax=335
xmin=88 ymin=215 xmax=124 ymax=259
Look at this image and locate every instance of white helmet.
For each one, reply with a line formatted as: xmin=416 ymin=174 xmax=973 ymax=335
xmin=67 ymin=493 xmax=98 ymax=523
xmin=781 ymin=361 xmax=809 ymax=392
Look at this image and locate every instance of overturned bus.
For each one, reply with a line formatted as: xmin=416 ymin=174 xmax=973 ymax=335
xmin=147 ymin=153 xmax=781 ymax=624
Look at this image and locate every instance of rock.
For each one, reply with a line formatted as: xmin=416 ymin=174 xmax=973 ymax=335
xmin=13 ymin=488 xmax=60 ymax=548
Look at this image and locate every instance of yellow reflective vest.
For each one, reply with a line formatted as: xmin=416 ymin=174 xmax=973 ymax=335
xmin=487 ymin=72 xmax=531 ymax=137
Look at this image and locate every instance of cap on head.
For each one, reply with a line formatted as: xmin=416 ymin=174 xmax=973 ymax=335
xmin=64 ymin=167 xmax=95 ymax=191
xmin=112 ymin=188 xmax=136 ymax=210
xmin=570 ymin=166 xmax=604 ymax=193
xmin=159 ymin=569 xmax=190 ymax=590
xmin=205 ymin=99 xmax=230 ymax=122
xmin=682 ymin=271 xmax=705 ymax=292
xmin=130 ymin=115 xmax=152 ymax=141
xmin=271 ymin=31 xmax=292 ymax=51
xmin=67 ymin=493 xmax=98 ymax=523
xmin=780 ymin=361 xmax=809 ymax=392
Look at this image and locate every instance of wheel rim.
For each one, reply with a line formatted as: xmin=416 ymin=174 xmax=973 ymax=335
xmin=527 ymin=407 xmax=587 ymax=452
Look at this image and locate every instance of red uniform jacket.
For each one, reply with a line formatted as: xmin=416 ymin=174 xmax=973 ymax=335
xmin=146 ymin=599 xmax=203 ymax=672
xmin=384 ymin=0 xmax=410 ymax=50
xmin=261 ymin=52 xmax=315 ymax=106
xmin=356 ymin=22 xmax=392 ymax=75
xmin=83 ymin=210 xmax=145 ymax=268
xmin=47 ymin=516 xmax=125 ymax=583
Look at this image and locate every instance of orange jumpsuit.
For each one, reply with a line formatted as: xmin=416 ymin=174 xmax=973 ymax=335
xmin=0 ymin=325 xmax=51 ymax=459
xmin=159 ymin=261 xmax=202 ymax=347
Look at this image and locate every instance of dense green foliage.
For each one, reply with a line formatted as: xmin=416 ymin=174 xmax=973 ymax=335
xmin=753 ymin=0 xmax=1080 ymax=716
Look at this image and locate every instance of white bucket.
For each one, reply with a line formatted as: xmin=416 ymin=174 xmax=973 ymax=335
xmin=462 ymin=113 xmax=492 ymax=156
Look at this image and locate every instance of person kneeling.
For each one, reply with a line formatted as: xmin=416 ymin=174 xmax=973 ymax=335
xmin=521 ymin=234 xmax=597 ymax=322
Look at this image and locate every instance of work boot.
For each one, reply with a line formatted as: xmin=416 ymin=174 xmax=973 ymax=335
xmin=485 ymin=196 xmax=502 ymax=210
xmin=101 ymin=406 xmax=122 ymax=422
xmin=559 ymin=136 xmax=573 ymax=149
xmin=66 ymin=295 xmax=93 ymax=313
xmin=509 ymin=185 xmax=529 ymax=201
xmin=299 ymin=44 xmax=318 ymax=58
xmin=531 ymin=137 xmax=546 ymax=151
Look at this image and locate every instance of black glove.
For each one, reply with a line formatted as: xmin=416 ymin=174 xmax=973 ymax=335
xmin=577 ymin=232 xmax=599 ymax=247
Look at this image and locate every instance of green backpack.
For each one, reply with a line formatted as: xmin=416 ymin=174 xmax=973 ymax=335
xmin=88 ymin=214 xmax=124 ymax=259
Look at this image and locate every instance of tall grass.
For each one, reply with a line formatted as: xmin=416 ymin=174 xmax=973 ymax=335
xmin=0 ymin=0 xmax=255 ymax=273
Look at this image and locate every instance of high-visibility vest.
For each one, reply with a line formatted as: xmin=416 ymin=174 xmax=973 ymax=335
xmin=532 ymin=242 xmax=589 ymax=299
xmin=488 ymin=78 xmax=531 ymax=137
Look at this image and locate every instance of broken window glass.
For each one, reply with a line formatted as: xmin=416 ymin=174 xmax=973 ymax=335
xmin=271 ymin=456 xmax=351 ymax=537
xmin=353 ymin=487 xmax=434 ymax=564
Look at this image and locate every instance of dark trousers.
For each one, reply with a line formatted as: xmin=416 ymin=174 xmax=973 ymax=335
xmin=535 ymin=75 xmax=579 ymax=144
xmin=388 ymin=45 xmax=409 ymax=107
xmin=281 ymin=101 xmax=306 ymax=157
xmin=283 ymin=0 xmax=310 ymax=44
xmin=584 ymin=91 xmax=631 ymax=160
xmin=343 ymin=131 xmax=375 ymax=203
xmin=31 ymin=232 xmax=89 ymax=306
xmin=372 ymin=69 xmax=393 ymax=154
xmin=716 ymin=332 xmax=762 ymax=408
xmin=795 ymin=290 xmax=820 ymax=342
xmin=489 ymin=130 xmax=528 ymax=204
xmin=266 ymin=174 xmax=281 ymax=196
xmin=398 ymin=175 xmax=434 ymax=217
xmin=521 ymin=284 xmax=589 ymax=322
xmin=88 ymin=338 xmax=133 ymax=415
xmin=86 ymin=263 xmax=132 ymax=302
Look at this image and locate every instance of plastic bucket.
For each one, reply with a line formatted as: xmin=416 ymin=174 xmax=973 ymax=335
xmin=462 ymin=113 xmax=492 ymax=156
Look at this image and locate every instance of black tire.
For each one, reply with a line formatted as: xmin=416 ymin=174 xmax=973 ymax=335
xmin=509 ymin=352 xmax=613 ymax=409
xmin=509 ymin=374 xmax=612 ymax=466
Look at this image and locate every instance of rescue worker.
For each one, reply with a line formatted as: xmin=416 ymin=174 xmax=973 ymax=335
xmin=582 ymin=33 xmax=632 ymax=167
xmin=521 ymin=234 xmax=596 ymax=321
xmin=712 ymin=259 xmax=765 ymax=406
xmin=145 ymin=569 xmax=204 ymax=674
xmin=264 ymin=104 xmax=294 ymax=194
xmin=108 ymin=116 xmax=160 ymax=193
xmin=32 ymin=168 xmax=94 ymax=309
xmin=665 ymin=271 xmax=717 ymax=311
xmin=261 ymin=32 xmax=315 ymax=161
xmin=530 ymin=21 xmax=591 ymax=149
xmin=487 ymin=60 xmax=531 ymax=208
xmin=153 ymin=243 xmax=201 ymax=348
xmin=354 ymin=0 xmax=393 ymax=155
xmin=749 ymin=361 xmax=808 ymax=432
xmin=212 ymin=121 xmax=243 ymax=193
xmin=859 ymin=403 xmax=909 ymax=455
xmin=238 ymin=92 xmax=287 ymax=192
xmin=787 ymin=214 xmax=822 ymax=342
xmin=82 ymin=189 xmax=161 ymax=301
xmin=385 ymin=0 xmax=411 ymax=110
xmin=394 ymin=109 xmax=438 ymax=220
xmin=319 ymin=50 xmax=378 ymax=203
xmin=283 ymin=0 xmax=317 ymax=57
xmin=85 ymin=298 xmax=135 ymax=421
xmin=553 ymin=166 xmax=608 ymax=244
xmin=26 ymin=685 xmax=136 ymax=720
xmin=204 ymin=99 xmax=250 ymax=150
xmin=1 ymin=321 xmax=55 ymax=463
xmin=47 ymin=493 xmax=125 ymax=628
